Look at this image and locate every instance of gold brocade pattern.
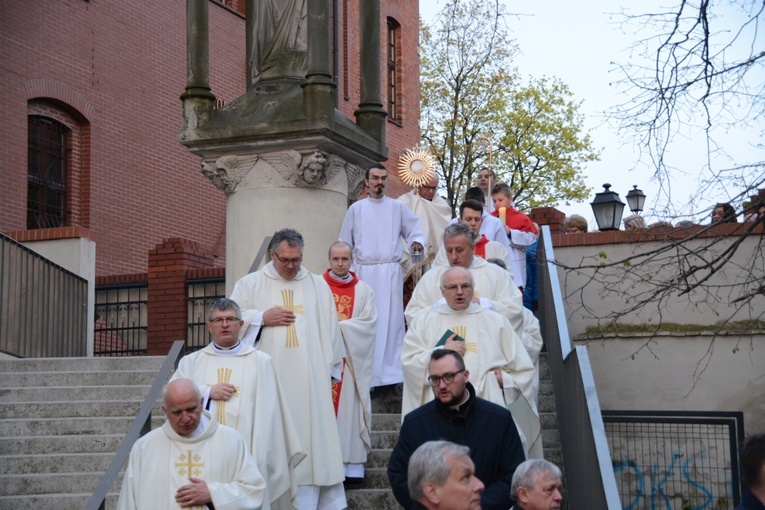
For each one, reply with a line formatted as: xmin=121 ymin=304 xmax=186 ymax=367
xmin=277 ymin=290 xmax=305 ymax=347
xmin=334 ymin=294 xmax=352 ymax=321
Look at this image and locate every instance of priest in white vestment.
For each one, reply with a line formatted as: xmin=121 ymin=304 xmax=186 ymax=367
xmin=401 ymin=267 xmax=541 ymax=458
xmin=229 ymin=229 xmax=347 ymax=510
xmin=171 ymin=298 xmax=305 ymax=510
xmin=323 ymin=242 xmax=377 ymax=480
xmin=117 ymin=379 xmax=266 ymax=510
xmin=339 ymin=163 xmax=424 ymax=389
xmin=406 ymin=223 xmax=544 ymax=421
xmin=397 ymin=173 xmax=452 ymax=277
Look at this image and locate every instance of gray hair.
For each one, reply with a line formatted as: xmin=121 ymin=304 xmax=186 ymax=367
xmin=486 ymin=257 xmax=507 ymax=270
xmin=269 ymin=228 xmax=304 ymax=251
xmin=443 ymin=222 xmax=475 ymax=247
xmin=408 ymin=441 xmax=472 ymax=503
xmin=622 ymin=214 xmax=646 ymax=229
xmin=206 ymin=297 xmax=242 ymax=322
xmin=511 ymin=459 xmax=562 ymax=501
xmin=328 ymin=241 xmax=353 ymax=258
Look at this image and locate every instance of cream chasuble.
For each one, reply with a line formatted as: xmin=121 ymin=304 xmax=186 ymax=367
xmin=401 ymin=303 xmax=541 ymax=457
xmin=406 ymin=257 xmax=525 ymax=336
xmin=323 ymin=271 xmax=377 ymax=467
xmin=229 ymin=263 xmax=346 ymax=487
xmin=171 ymin=344 xmax=305 ymax=509
xmin=117 ymin=411 xmax=266 ymax=510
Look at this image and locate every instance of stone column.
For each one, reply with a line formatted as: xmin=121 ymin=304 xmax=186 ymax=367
xmin=355 ymin=0 xmax=387 ymax=145
xmin=302 ymin=0 xmax=337 ymax=122
xmin=181 ymin=0 xmax=215 ymax=134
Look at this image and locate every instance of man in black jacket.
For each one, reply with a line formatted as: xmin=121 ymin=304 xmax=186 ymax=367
xmin=387 ymin=349 xmax=526 ymax=510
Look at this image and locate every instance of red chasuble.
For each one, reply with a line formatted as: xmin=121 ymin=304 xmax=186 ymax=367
xmin=474 ymin=234 xmax=490 ymax=259
xmin=491 ymin=206 xmax=538 ymax=233
xmin=323 ymin=270 xmax=359 ymax=415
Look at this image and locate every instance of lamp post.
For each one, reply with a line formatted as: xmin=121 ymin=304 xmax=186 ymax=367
xmin=625 ymin=185 xmax=646 ymax=214
xmin=591 ymin=183 xmax=626 ymax=231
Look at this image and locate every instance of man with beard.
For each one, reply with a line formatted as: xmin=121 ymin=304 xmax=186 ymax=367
xmin=387 ymin=349 xmax=525 ymax=510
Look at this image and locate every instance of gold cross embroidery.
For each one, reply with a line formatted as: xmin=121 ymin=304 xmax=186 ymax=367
xmin=175 ymin=450 xmax=204 ymax=477
xmin=206 ymin=368 xmax=240 ymax=425
xmin=277 ymin=289 xmax=304 ymax=348
xmin=452 ymin=325 xmax=477 ymax=353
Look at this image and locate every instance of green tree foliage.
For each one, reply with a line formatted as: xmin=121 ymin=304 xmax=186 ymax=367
xmin=495 ymin=77 xmax=597 ymax=209
xmin=420 ymin=0 xmax=598 ymax=214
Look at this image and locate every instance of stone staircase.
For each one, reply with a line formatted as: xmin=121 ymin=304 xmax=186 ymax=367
xmin=0 ymin=353 xmax=562 ymax=510
xmin=0 ymin=356 xmax=166 ymax=510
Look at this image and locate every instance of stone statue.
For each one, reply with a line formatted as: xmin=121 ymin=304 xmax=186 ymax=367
xmin=250 ymin=0 xmax=308 ymax=81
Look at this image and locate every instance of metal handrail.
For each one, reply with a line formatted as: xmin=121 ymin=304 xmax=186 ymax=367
xmin=85 ymin=340 xmax=186 ymax=510
xmin=537 ymin=226 xmax=622 ymax=509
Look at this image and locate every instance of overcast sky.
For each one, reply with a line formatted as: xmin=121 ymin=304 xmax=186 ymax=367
xmin=419 ymin=0 xmax=764 ymax=228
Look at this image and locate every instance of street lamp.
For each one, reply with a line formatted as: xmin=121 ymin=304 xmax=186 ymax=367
xmin=590 ymin=183 xmax=626 ymax=231
xmin=625 ymin=185 xmax=646 ymax=214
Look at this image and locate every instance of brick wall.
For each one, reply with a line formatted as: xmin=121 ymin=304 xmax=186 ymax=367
xmin=2 ymin=0 xmax=420 ymax=277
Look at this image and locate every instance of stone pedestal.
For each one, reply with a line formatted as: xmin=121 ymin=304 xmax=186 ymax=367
xmin=201 ymin=149 xmax=365 ymax=293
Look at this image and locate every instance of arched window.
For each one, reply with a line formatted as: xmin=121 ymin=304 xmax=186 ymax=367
xmin=387 ymin=17 xmax=402 ymax=124
xmin=27 ymin=115 xmax=71 ymax=229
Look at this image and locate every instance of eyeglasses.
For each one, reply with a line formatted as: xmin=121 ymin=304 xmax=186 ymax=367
xmin=420 ymin=186 xmax=438 ymax=192
xmin=442 ymin=283 xmax=473 ymax=291
xmin=209 ymin=317 xmax=241 ymax=325
xmin=427 ymin=369 xmax=465 ymax=386
xmin=272 ymin=252 xmax=303 ymax=266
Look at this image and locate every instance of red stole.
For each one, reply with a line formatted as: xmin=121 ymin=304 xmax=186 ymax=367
xmin=323 ymin=270 xmax=359 ymax=415
xmin=475 ymin=234 xmax=490 ymax=259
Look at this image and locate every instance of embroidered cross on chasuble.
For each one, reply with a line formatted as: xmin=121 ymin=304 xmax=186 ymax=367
xmin=276 ymin=289 xmax=304 ymax=347
xmin=207 ymin=367 xmax=240 ymax=424
xmin=451 ymin=325 xmax=477 ymax=353
xmin=175 ymin=450 xmax=205 ymax=477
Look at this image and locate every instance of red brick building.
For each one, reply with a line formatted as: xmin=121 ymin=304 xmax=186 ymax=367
xmin=0 ymin=0 xmax=420 ymax=277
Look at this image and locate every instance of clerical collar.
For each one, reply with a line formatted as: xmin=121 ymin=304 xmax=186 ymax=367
xmin=448 ymin=390 xmax=471 ymax=410
xmin=329 ymin=271 xmax=353 ymax=283
xmin=212 ymin=341 xmax=242 ymax=356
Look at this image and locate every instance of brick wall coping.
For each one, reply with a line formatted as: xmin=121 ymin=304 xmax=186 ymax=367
xmin=549 ymin=221 xmax=763 ymax=248
xmin=4 ymin=226 xmax=97 ymax=243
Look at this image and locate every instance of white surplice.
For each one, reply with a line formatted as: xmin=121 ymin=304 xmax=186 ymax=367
xmin=398 ymin=190 xmax=452 ymax=275
xmin=229 ymin=263 xmax=346 ymax=490
xmin=339 ymin=195 xmax=424 ymax=386
xmin=324 ymin=271 xmax=377 ymax=476
xmin=117 ymin=411 xmax=266 ymax=510
xmin=171 ymin=343 xmax=305 ymax=509
xmin=401 ymin=303 xmax=541 ymax=458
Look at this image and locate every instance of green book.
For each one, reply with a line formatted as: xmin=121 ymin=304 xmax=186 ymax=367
xmin=435 ymin=329 xmax=464 ymax=347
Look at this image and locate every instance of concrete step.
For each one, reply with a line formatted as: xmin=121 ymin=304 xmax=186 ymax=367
xmin=0 ymin=471 xmax=123 ymax=497
xmin=0 ymin=492 xmax=119 ymax=510
xmin=371 ymin=430 xmax=399 ymax=450
xmin=371 ymin=396 xmax=402 ymax=414
xmin=365 ymin=448 xmax=394 ymax=469
xmin=0 ymin=400 xmax=162 ymax=419
xmin=0 ymin=384 xmax=152 ymax=403
xmin=1 ymin=369 xmax=159 ymax=387
xmin=0 ymin=433 xmax=125 ymax=455
xmin=0 ymin=356 xmax=164 ymax=373
xmin=0 ymin=452 xmax=120 ymax=475
xmin=371 ymin=413 xmax=400 ymax=432
xmin=0 ymin=416 xmax=164 ymax=437
xmin=346 ymin=488 xmax=399 ymax=510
